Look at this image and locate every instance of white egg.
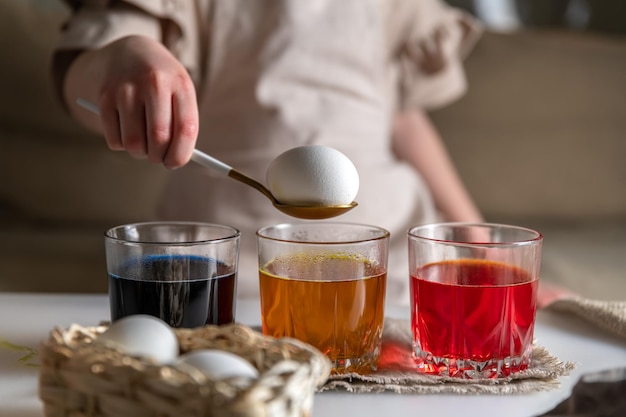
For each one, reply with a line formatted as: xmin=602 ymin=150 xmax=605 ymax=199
xmin=266 ymin=145 xmax=359 ymax=206
xmin=176 ymin=349 xmax=259 ymax=380
xmin=95 ymin=315 xmax=179 ymax=364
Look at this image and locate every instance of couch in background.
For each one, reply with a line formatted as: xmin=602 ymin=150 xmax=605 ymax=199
xmin=1 ymin=1 xmax=625 ymax=299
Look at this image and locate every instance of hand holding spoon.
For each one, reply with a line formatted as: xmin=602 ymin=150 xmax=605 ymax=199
xmin=76 ymin=99 xmax=357 ymax=219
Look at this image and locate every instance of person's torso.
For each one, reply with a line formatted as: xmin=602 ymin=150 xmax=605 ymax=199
xmin=159 ymin=0 xmax=436 ymax=301
xmin=196 ymin=0 xmax=392 ymax=176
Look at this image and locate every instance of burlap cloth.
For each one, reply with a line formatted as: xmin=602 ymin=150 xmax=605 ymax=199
xmin=321 ymin=297 xmax=626 ymax=394
xmin=545 ymin=297 xmax=626 ymax=340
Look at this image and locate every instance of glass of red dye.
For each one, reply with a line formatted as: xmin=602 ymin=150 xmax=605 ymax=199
xmin=408 ymin=223 xmax=543 ymax=379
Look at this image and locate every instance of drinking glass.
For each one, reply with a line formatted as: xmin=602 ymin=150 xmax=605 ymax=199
xmin=408 ymin=222 xmax=543 ymax=379
xmin=257 ymin=222 xmax=389 ymax=374
xmin=105 ymin=222 xmax=240 ymax=328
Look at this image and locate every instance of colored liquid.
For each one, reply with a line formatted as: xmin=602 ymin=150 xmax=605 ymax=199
xmin=259 ymin=254 xmax=386 ymax=374
xmin=109 ymin=255 xmax=236 ymax=328
xmin=410 ymin=259 xmax=538 ymax=377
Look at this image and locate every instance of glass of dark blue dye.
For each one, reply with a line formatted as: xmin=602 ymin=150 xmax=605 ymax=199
xmin=104 ymin=222 xmax=240 ymax=328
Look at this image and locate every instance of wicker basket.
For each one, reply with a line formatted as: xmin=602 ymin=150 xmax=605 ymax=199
xmin=39 ymin=323 xmax=331 ymax=417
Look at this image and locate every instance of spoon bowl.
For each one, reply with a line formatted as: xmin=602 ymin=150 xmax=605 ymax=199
xmin=193 ymin=151 xmax=357 ymax=220
xmin=76 ymin=98 xmax=357 ymax=220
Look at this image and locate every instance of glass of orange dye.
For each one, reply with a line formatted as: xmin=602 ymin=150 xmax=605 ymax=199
xmin=408 ymin=223 xmax=543 ymax=379
xmin=257 ymin=223 xmax=389 ymax=375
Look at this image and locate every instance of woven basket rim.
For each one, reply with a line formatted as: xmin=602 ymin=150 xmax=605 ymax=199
xmin=39 ymin=322 xmax=332 ymax=416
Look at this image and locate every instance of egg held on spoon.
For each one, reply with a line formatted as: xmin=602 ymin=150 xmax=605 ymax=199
xmin=266 ymin=145 xmax=359 ymax=207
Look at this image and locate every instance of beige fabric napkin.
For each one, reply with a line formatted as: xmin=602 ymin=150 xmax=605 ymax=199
xmin=321 ymin=318 xmax=575 ymax=394
xmin=544 ymin=297 xmax=626 ymax=339
xmin=537 ymin=282 xmax=626 ymax=339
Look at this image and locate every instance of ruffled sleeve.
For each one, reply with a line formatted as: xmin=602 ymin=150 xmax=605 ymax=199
xmin=56 ymin=0 xmax=202 ymax=82
xmin=386 ymin=0 xmax=482 ymax=111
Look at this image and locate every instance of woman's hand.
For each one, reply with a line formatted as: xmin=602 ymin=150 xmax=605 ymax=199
xmin=64 ymin=35 xmax=199 ymax=169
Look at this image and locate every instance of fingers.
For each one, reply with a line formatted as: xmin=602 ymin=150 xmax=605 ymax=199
xmin=93 ymin=41 xmax=198 ymax=167
xmin=163 ymin=89 xmax=198 ymax=169
xmin=99 ymin=97 xmax=123 ymax=151
xmin=100 ymin=86 xmax=149 ymax=159
xmin=117 ymin=86 xmax=148 ymax=159
xmin=98 ymin=84 xmax=198 ymax=168
xmin=145 ymin=87 xmax=173 ymax=164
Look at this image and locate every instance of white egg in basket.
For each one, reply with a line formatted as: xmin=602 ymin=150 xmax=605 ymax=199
xmin=176 ymin=349 xmax=260 ymax=380
xmin=95 ymin=314 xmax=179 ymax=364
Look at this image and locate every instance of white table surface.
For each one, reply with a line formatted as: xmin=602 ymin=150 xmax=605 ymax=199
xmin=1 ymin=292 xmax=625 ymax=417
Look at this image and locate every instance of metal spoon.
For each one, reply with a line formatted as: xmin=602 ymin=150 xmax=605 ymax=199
xmin=76 ymin=99 xmax=357 ymax=219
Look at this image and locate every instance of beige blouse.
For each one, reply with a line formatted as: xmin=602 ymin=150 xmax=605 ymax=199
xmin=56 ymin=0 xmax=481 ymax=304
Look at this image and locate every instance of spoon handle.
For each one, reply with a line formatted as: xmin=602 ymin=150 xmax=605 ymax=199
xmin=76 ymin=97 xmax=100 ymax=114
xmin=189 ymin=149 xmax=231 ymax=176
xmin=75 ymin=98 xmax=277 ymax=202
xmin=192 ymin=152 xmax=276 ymax=203
xmin=75 ymin=98 xmax=233 ymax=175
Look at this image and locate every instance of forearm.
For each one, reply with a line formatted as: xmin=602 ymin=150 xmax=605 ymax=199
xmin=392 ymin=109 xmax=483 ymax=223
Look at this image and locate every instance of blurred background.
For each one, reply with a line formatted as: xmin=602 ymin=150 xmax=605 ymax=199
xmin=0 ymin=0 xmax=624 ymax=298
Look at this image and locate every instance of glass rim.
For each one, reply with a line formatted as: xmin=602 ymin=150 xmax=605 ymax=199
xmin=408 ymin=222 xmax=543 ymax=246
xmin=257 ymin=222 xmax=390 ymax=245
xmin=104 ymin=221 xmax=241 ymax=245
